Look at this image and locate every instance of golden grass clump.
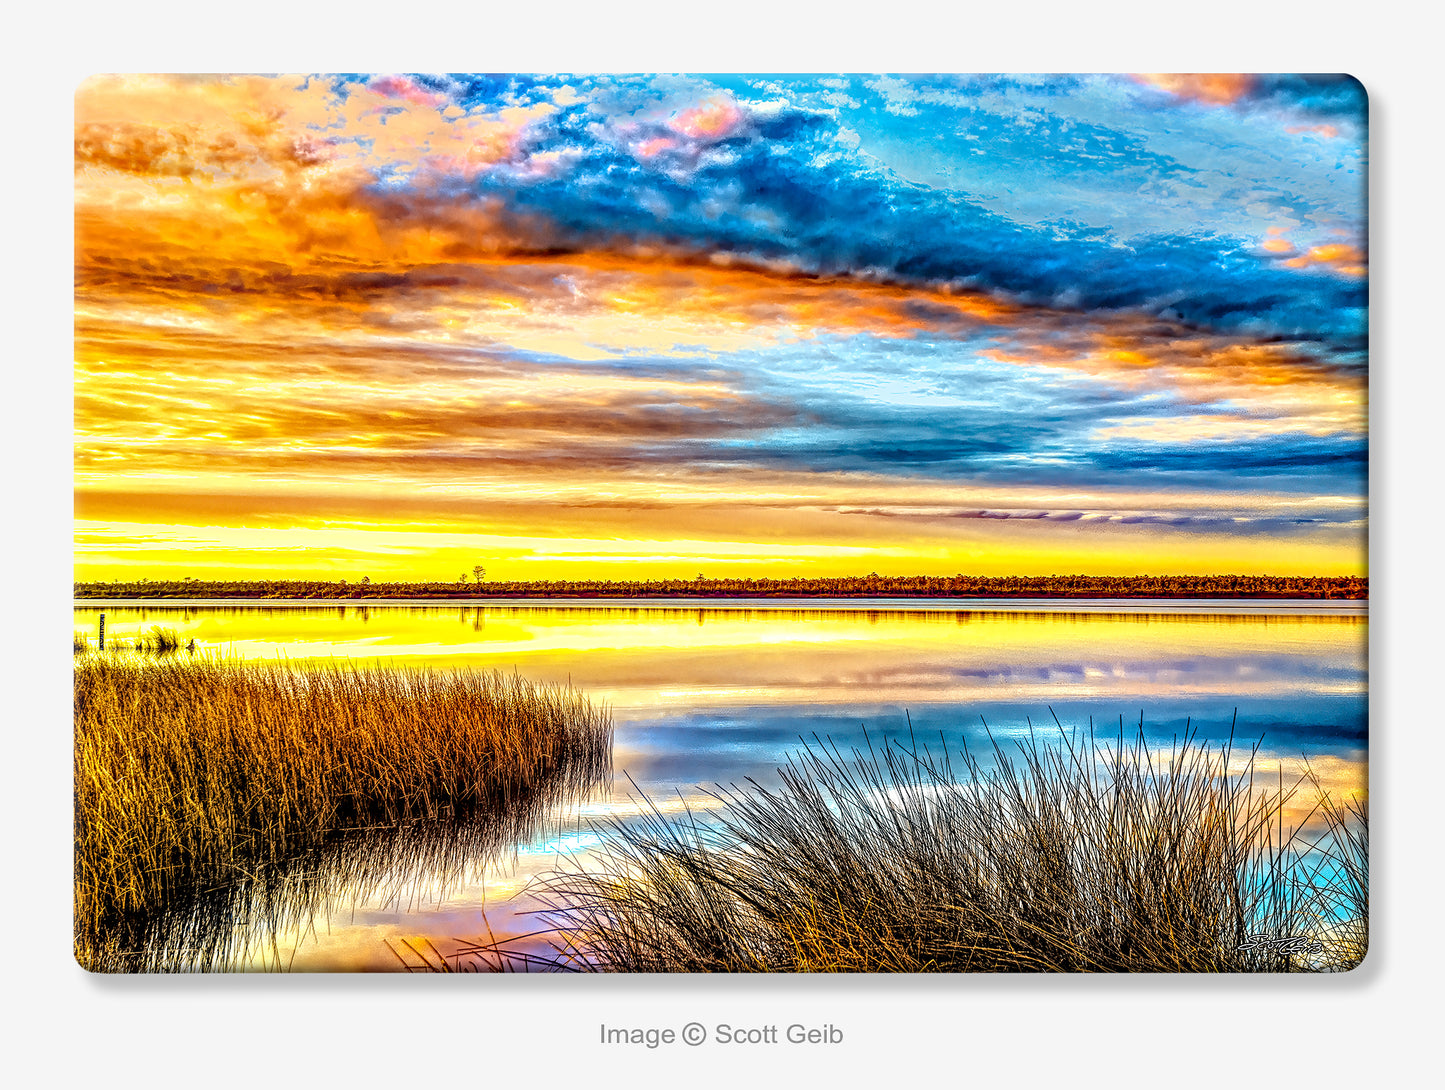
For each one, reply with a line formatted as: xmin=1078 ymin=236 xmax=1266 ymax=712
xmin=128 ymin=625 xmax=183 ymax=654
xmin=532 ymin=723 xmax=1366 ymax=973
xmin=74 ymin=654 xmax=611 ymax=971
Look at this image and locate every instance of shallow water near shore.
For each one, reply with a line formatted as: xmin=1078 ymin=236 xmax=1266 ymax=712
xmin=74 ymin=598 xmax=1367 ymax=971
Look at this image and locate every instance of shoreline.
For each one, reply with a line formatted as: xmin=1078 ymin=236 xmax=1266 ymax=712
xmin=73 ymin=596 xmax=1369 ymax=615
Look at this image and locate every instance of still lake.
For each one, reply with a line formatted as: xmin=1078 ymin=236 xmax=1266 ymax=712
xmin=74 ymin=598 xmax=1368 ymax=971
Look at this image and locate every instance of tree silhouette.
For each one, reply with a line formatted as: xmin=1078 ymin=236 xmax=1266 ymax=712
xmin=71 ymin=573 xmax=1368 ymax=601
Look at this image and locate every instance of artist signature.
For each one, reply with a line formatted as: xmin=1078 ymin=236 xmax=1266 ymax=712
xmin=1236 ymin=935 xmax=1325 ymax=955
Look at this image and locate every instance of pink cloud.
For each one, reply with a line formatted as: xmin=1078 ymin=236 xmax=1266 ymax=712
xmin=591 ymin=91 xmax=750 ymax=174
xmin=670 ymin=96 xmax=743 ymax=140
xmin=369 ymin=75 xmax=448 ymax=109
xmin=633 ymin=135 xmax=677 ymax=160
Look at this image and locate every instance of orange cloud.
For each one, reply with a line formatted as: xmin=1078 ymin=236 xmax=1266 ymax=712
xmin=1285 ymin=123 xmax=1340 ymax=139
xmin=982 ymin=330 xmax=1364 ymax=441
xmin=1257 ymin=229 xmax=1365 ymax=277
xmin=79 ymin=76 xmax=1123 ymax=365
xmin=1282 ymin=243 xmax=1367 ymax=278
xmin=75 ymin=75 xmax=562 ymax=278
xmin=1136 ymin=73 xmax=1255 ymax=106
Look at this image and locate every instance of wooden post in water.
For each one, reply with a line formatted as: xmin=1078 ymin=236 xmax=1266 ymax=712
xmin=98 ymin=612 xmax=105 ymax=650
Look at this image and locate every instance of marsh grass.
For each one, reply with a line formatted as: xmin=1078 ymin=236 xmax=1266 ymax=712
xmin=131 ymin=625 xmax=183 ymax=654
xmin=528 ymin=720 xmax=1365 ymax=973
xmin=74 ymin=654 xmax=612 ymax=971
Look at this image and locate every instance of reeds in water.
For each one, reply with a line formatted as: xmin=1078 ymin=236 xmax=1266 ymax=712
xmin=74 ymin=654 xmax=612 ymax=971
xmin=131 ymin=625 xmax=183 ymax=654
xmin=74 ymin=625 xmax=187 ymax=655
xmin=1285 ymin=774 xmax=1367 ymax=971
xmin=531 ymin=722 xmax=1365 ymax=973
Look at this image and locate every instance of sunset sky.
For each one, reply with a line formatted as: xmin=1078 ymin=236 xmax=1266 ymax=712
xmin=73 ymin=73 xmax=1368 ymax=581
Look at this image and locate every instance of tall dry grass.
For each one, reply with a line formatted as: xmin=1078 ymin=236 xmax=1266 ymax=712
xmin=74 ymin=654 xmax=612 ymax=971
xmin=533 ymin=723 xmax=1365 ymax=973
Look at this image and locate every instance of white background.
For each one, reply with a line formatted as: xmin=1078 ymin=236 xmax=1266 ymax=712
xmin=10 ymin=4 xmax=1434 ymax=1084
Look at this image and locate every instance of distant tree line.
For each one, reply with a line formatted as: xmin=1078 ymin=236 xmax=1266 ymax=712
xmin=74 ymin=574 xmax=1368 ymax=600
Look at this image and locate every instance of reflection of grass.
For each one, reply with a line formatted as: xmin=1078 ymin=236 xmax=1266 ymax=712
xmin=385 ymin=922 xmax=564 ymax=973
xmin=138 ymin=813 xmax=596 ymax=972
xmin=74 ymin=655 xmax=612 ymax=971
xmin=529 ymin=723 xmax=1365 ymax=973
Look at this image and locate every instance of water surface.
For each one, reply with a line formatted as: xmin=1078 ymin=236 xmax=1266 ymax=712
xmin=74 ymin=599 xmax=1368 ymax=970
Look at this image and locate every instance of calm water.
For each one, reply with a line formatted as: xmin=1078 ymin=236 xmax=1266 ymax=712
xmin=74 ymin=598 xmax=1368 ymax=971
